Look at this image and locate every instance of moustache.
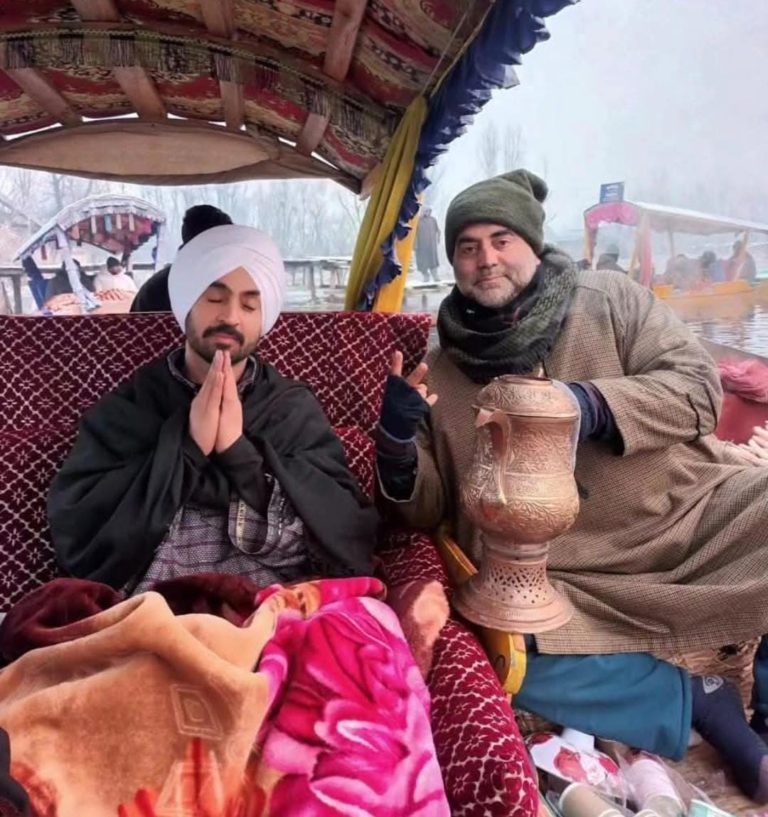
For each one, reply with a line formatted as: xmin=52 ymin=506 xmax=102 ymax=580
xmin=203 ymin=324 xmax=245 ymax=345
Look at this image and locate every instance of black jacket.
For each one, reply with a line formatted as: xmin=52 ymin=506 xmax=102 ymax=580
xmin=130 ymin=264 xmax=171 ymax=312
xmin=48 ymin=354 xmax=378 ymax=588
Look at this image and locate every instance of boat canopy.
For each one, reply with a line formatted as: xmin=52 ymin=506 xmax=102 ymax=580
xmin=14 ymin=194 xmax=165 ymax=261
xmin=0 ymin=1 xmax=510 ymax=191
xmin=584 ymin=200 xmax=768 ymax=289
xmin=585 ymin=201 xmax=768 ymax=238
xmin=0 ymin=0 xmax=577 ymax=309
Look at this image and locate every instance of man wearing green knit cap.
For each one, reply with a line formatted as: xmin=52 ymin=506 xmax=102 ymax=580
xmin=374 ymin=168 xmax=768 ymax=801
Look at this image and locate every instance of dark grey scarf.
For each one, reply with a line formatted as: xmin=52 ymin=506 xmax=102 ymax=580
xmin=437 ymin=246 xmax=577 ymax=383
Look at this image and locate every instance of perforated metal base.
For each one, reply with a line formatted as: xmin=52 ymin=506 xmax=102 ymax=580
xmin=453 ymin=538 xmax=574 ymax=634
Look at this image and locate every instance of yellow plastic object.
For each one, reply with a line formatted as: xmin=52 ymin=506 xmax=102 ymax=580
xmin=435 ymin=529 xmax=527 ymax=695
xmin=344 ymin=96 xmax=427 ymax=311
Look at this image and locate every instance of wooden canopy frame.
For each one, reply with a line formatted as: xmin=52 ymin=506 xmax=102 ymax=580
xmin=0 ymin=1 xmax=490 ymax=190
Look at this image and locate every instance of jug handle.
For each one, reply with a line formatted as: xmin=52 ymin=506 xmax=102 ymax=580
xmin=475 ymin=409 xmax=512 ymax=503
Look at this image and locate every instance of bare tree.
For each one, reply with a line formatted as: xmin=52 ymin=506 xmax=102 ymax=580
xmin=336 ymin=188 xmax=366 ymax=242
xmin=501 ymin=124 xmax=525 ymax=172
xmin=477 ymin=121 xmax=525 ymax=179
xmin=478 ymin=122 xmax=501 ymax=178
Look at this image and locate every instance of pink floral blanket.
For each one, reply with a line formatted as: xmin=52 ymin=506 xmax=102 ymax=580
xmin=0 ymin=577 xmax=449 ymax=816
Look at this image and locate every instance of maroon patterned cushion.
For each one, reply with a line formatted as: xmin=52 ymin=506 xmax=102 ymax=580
xmin=0 ymin=312 xmax=431 ymax=435
xmin=0 ymin=312 xmax=428 ymax=608
xmin=378 ymin=532 xmax=536 ymax=816
xmin=378 ymin=529 xmax=450 ymax=586
xmin=379 ymin=531 xmax=537 ymax=816
xmin=334 ymin=426 xmax=375 ymax=498
xmin=431 ymin=620 xmax=538 ymax=817
xmin=0 ymin=428 xmax=71 ymax=603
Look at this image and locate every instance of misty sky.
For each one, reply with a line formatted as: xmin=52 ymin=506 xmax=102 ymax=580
xmin=432 ymin=0 xmax=768 ymax=234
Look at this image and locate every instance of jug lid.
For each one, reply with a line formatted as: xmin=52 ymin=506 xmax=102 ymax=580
xmin=473 ymin=374 xmax=579 ymax=419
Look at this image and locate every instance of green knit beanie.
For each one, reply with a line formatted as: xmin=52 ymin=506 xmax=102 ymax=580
xmin=445 ymin=169 xmax=548 ymax=259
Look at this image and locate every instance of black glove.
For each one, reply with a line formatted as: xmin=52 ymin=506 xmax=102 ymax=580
xmin=379 ymin=375 xmax=431 ymax=441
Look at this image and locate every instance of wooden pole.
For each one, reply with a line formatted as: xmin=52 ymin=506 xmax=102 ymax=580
xmin=11 ymin=275 xmax=22 ymax=314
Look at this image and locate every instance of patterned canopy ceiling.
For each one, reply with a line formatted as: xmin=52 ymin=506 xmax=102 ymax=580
xmin=0 ymin=1 xmax=493 ymax=189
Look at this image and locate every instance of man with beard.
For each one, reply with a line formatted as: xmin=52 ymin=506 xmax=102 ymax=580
xmin=375 ymin=170 xmax=768 ymax=801
xmin=49 ymin=224 xmax=377 ymax=594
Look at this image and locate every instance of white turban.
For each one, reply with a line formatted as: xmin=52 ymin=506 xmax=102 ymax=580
xmin=168 ymin=224 xmax=286 ymax=335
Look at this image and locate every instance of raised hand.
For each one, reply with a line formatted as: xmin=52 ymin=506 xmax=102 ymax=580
xmin=189 ymin=350 xmax=224 ymax=456
xmin=390 ymin=350 xmax=438 ymax=407
xmin=215 ymin=351 xmax=244 ymax=454
xmin=379 ymin=351 xmax=438 ymax=441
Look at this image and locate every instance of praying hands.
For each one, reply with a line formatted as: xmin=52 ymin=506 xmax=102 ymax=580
xmin=189 ymin=349 xmax=244 ymax=456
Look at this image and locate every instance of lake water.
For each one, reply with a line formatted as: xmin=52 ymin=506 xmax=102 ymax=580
xmin=685 ymin=305 xmax=768 ymax=359
xmin=282 ymin=279 xmax=768 ymax=359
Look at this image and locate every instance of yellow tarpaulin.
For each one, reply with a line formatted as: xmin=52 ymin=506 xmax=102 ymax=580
xmin=374 ymin=209 xmax=420 ymax=312
xmin=344 ymin=96 xmax=427 ymax=311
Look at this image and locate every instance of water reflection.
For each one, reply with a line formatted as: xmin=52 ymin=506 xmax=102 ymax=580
xmin=686 ymin=305 xmax=768 ymax=359
xmin=283 ymin=276 xmax=768 ymax=362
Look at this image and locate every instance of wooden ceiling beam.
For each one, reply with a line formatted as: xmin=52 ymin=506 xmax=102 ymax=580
xmin=219 ymin=79 xmax=244 ymax=130
xmin=113 ymin=66 xmax=166 ymax=121
xmin=70 ymin=0 xmax=121 ymax=22
xmin=360 ymin=161 xmax=381 ymax=199
xmin=324 ymin=0 xmax=368 ymax=82
xmin=295 ymin=0 xmax=367 ymax=155
xmin=296 ymin=112 xmax=329 ymax=156
xmin=4 ymin=68 xmax=81 ymax=127
xmin=199 ymin=0 xmax=235 ymax=39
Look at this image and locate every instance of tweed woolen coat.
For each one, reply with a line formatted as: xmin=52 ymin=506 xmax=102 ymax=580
xmin=380 ymin=270 xmax=768 ymax=655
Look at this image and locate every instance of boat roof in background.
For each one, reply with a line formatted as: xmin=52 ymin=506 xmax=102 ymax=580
xmin=15 ymin=193 xmax=165 ymax=259
xmin=585 ymin=200 xmax=768 ymax=236
xmin=0 ymin=0 xmax=494 ymax=191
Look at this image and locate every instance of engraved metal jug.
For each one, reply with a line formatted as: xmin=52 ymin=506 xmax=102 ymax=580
xmin=454 ymin=375 xmax=580 ymax=633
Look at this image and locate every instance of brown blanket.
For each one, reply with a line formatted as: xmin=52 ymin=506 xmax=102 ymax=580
xmin=0 ymin=591 xmax=273 ymax=816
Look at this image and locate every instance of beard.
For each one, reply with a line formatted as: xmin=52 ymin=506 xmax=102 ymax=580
xmin=466 ymin=273 xmax=520 ymax=308
xmin=185 ymin=321 xmax=257 ymax=365
xmin=460 ymin=261 xmax=537 ymax=308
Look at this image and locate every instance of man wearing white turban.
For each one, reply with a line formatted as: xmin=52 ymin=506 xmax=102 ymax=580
xmin=48 ymin=225 xmax=378 ymax=592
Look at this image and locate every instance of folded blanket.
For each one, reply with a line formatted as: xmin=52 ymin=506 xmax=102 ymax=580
xmin=0 ymin=577 xmax=448 ymax=816
xmin=0 ymin=572 xmax=450 ymax=680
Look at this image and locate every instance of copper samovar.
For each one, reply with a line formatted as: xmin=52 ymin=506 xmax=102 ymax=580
xmin=454 ymin=375 xmax=580 ymax=633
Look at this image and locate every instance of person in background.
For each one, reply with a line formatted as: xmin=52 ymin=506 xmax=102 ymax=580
xmin=665 ymin=254 xmax=697 ymax=290
xmin=728 ymin=239 xmax=758 ymax=283
xmin=131 ymin=205 xmax=233 ymax=313
xmin=415 ymin=208 xmax=442 ymax=283
xmin=595 ymin=243 xmax=626 ymax=273
xmin=700 ymin=250 xmax=727 ymax=284
xmin=94 ymin=256 xmax=138 ymax=294
xmin=44 ymin=259 xmax=94 ymax=301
